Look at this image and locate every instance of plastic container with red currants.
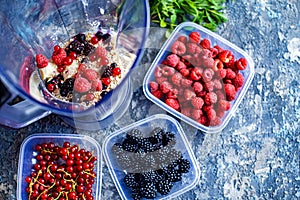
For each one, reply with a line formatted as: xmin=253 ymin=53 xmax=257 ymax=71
xmin=17 ymin=134 xmax=102 ymax=200
xmin=143 ymin=22 xmax=255 ymax=133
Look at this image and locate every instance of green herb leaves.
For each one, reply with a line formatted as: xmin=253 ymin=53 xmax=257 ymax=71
xmin=150 ymin=0 xmax=229 ymax=32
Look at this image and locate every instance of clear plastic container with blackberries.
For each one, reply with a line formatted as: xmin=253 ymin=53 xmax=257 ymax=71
xmin=17 ymin=133 xmax=102 ymax=200
xmin=103 ymin=114 xmax=200 ymax=200
xmin=143 ymin=22 xmax=255 ymax=133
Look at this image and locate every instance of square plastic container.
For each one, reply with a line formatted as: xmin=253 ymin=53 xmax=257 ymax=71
xmin=103 ymin=114 xmax=200 ymax=200
xmin=143 ymin=22 xmax=255 ymax=133
xmin=17 ymin=133 xmax=102 ymax=200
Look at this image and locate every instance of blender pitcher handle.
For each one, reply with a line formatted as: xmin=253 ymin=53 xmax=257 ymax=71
xmin=0 ymin=79 xmax=51 ymax=129
xmin=0 ymin=79 xmax=12 ymax=108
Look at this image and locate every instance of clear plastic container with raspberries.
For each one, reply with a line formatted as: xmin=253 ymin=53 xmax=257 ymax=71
xmin=103 ymin=114 xmax=200 ymax=200
xmin=143 ymin=22 xmax=255 ymax=133
xmin=17 ymin=133 xmax=103 ymax=200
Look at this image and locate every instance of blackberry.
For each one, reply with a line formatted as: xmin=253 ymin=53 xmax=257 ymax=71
xmin=101 ymin=65 xmax=114 ymax=78
xmin=131 ymin=187 xmax=142 ymax=200
xmin=122 ymin=139 xmax=138 ymax=152
xmin=110 ymin=62 xmax=117 ymax=68
xmin=142 ymin=155 xmax=156 ymax=172
xmin=166 ymin=168 xmax=182 ymax=182
xmin=83 ymin=43 xmax=95 ymax=56
xmin=102 ymin=33 xmax=111 ymax=44
xmin=140 ymin=182 xmax=157 ymax=199
xmin=52 ymin=74 xmax=64 ymax=88
xmin=66 ymin=40 xmax=85 ymax=54
xmin=178 ymin=158 xmax=191 ymax=173
xmin=162 ymin=131 xmax=176 ymax=147
xmin=157 ymin=179 xmax=173 ymax=195
xmin=59 ymin=78 xmax=75 ymax=97
xmin=95 ymin=31 xmax=104 ymax=39
xmin=101 ymin=91 xmax=108 ymax=97
xmin=149 ymin=127 xmax=164 ymax=143
xmin=126 ymin=129 xmax=143 ymax=144
xmin=123 ymin=173 xmax=138 ymax=188
xmin=141 ymin=170 xmax=159 ymax=183
xmin=139 ymin=138 xmax=154 ymax=153
xmin=74 ymin=33 xmax=86 ymax=42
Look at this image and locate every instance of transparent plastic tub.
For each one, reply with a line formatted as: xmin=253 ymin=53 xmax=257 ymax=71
xmin=143 ymin=22 xmax=255 ymax=133
xmin=17 ymin=133 xmax=102 ymax=200
xmin=103 ymin=114 xmax=200 ymax=200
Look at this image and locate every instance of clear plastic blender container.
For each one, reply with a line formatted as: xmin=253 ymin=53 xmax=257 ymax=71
xmin=0 ymin=0 xmax=149 ymax=129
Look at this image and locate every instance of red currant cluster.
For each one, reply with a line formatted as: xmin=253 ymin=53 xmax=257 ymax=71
xmin=150 ymin=31 xmax=248 ymax=127
xmin=25 ymin=141 xmax=97 ymax=200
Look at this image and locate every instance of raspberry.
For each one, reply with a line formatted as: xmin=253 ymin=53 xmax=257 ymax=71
xmin=180 ymin=68 xmax=190 ymax=77
xmin=202 ymin=49 xmax=213 ymax=58
xmin=193 ymin=82 xmax=203 ymax=93
xmin=224 ymin=83 xmax=236 ymax=101
xmin=165 ymin=54 xmax=180 ymax=67
xmin=154 ymin=66 xmax=163 ymax=78
xmin=191 ymin=97 xmax=204 ymax=109
xmin=225 ymin=54 xmax=235 ymax=69
xmin=161 ymin=66 xmax=175 ymax=76
xmin=149 ymin=81 xmax=159 ymax=92
xmin=91 ymin=79 xmax=103 ymax=91
xmin=198 ymin=115 xmax=209 ymax=126
xmin=181 ymin=78 xmax=193 ymax=87
xmin=225 ymin=68 xmax=236 ymax=80
xmin=177 ymin=35 xmax=188 ymax=43
xmin=205 ymin=108 xmax=216 ymax=121
xmin=218 ymin=50 xmax=233 ymax=63
xmin=189 ymin=31 xmax=201 ymax=43
xmin=203 ymin=81 xmax=214 ymax=92
xmin=184 ymin=89 xmax=196 ymax=100
xmin=200 ymin=56 xmax=214 ymax=68
xmin=84 ymin=69 xmax=98 ymax=81
xmin=152 ymin=90 xmax=163 ymax=99
xmin=215 ymin=90 xmax=226 ymax=100
xmin=181 ymin=107 xmax=191 ymax=117
xmin=160 ymin=81 xmax=172 ymax=93
xmin=192 ymin=109 xmax=203 ymax=120
xmin=156 ymin=76 xmax=168 ymax=84
xmin=210 ymin=116 xmax=221 ymax=126
xmin=181 ymin=55 xmax=193 ymax=67
xmin=213 ymin=79 xmax=223 ymax=90
xmin=204 ymin=92 xmax=218 ymax=105
xmin=232 ymin=73 xmax=244 ymax=88
xmin=213 ymin=59 xmax=224 ymax=71
xmin=210 ymin=47 xmax=219 ymax=58
xmin=171 ymin=72 xmax=182 ymax=86
xmin=95 ymin=46 xmax=107 ymax=58
xmin=52 ymin=48 xmax=67 ymax=65
xmin=218 ymin=99 xmax=231 ymax=111
xmin=189 ymin=67 xmax=202 ymax=81
xmin=200 ymin=38 xmax=211 ymax=49
xmin=216 ymin=68 xmax=227 ymax=79
xmin=36 ymin=54 xmax=48 ymax=68
xmin=166 ymin=89 xmax=178 ymax=99
xmin=202 ymin=68 xmax=214 ymax=82
xmin=186 ymin=42 xmax=200 ymax=54
xmin=165 ymin=98 xmax=180 ymax=111
xmin=171 ymin=40 xmax=186 ymax=55
xmin=74 ymin=77 xmax=92 ymax=93
xmin=217 ymin=109 xmax=225 ymax=118
xmin=176 ymin=61 xmax=187 ymax=71
xmin=235 ymin=57 xmax=247 ymax=70
xmin=214 ymin=45 xmax=224 ymax=54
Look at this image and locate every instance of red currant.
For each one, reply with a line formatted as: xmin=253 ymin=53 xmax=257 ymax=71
xmin=112 ymin=67 xmax=121 ymax=76
xmin=101 ymin=77 xmax=111 ymax=86
xmin=69 ymin=52 xmax=77 ymax=60
xmin=63 ymin=56 xmax=73 ymax=66
xmin=90 ymin=36 xmax=99 ymax=44
xmin=54 ymin=45 xmax=61 ymax=52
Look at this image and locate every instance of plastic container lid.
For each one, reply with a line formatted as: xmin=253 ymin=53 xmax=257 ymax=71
xmin=103 ymin=114 xmax=200 ymax=199
xmin=17 ymin=133 xmax=102 ymax=200
xmin=143 ymin=22 xmax=255 ymax=133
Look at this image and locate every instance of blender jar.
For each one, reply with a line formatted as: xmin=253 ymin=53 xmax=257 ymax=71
xmin=0 ymin=0 xmax=149 ymax=129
